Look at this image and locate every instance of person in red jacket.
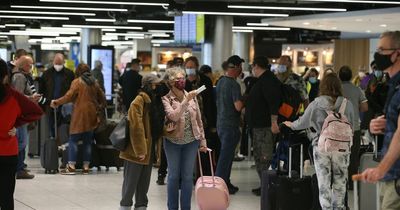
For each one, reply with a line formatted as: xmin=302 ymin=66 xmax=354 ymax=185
xmin=0 ymin=58 xmax=43 ymax=210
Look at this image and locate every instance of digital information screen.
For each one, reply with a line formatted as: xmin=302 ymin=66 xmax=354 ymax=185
xmin=89 ymin=46 xmax=114 ymax=101
xmin=174 ymin=14 xmax=204 ymax=44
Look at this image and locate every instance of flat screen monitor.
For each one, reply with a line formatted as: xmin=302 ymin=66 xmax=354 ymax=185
xmin=88 ymin=46 xmax=114 ymax=101
xmin=0 ymin=48 xmax=8 ymax=61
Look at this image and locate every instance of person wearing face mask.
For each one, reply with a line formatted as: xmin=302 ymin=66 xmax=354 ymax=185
xmin=275 ymin=55 xmax=309 ymax=111
xmin=119 ymin=74 xmax=165 ymax=210
xmin=215 ymin=55 xmax=245 ymax=194
xmin=359 ymin=31 xmax=400 ymax=210
xmin=183 ymin=56 xmax=218 ymax=177
xmin=304 ymin=68 xmax=320 ymax=103
xmin=162 ymin=67 xmax=207 ymax=210
xmin=39 ymin=53 xmax=74 ymax=139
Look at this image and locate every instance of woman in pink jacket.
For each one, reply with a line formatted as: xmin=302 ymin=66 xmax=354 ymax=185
xmin=162 ymin=67 xmax=207 ymax=210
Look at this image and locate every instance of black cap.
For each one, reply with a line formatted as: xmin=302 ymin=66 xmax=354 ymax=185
xmin=252 ymin=56 xmax=269 ymax=70
xmin=131 ymin=58 xmax=141 ymax=65
xmin=227 ymin=55 xmax=244 ymax=67
xmin=199 ymin=65 xmax=212 ymax=74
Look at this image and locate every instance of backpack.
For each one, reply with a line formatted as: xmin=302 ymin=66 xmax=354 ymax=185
xmin=317 ymin=98 xmax=353 ymax=153
xmin=278 ymin=84 xmax=302 ymax=122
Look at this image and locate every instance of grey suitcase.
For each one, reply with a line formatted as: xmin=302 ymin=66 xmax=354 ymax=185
xmin=353 ymin=136 xmax=381 ymax=210
xmin=40 ymin=109 xmax=59 ymax=174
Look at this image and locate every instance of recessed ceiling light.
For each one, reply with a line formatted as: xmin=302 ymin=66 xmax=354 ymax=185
xmin=151 ymin=39 xmax=174 ymax=44
xmin=380 ymin=24 xmax=387 ymax=27
xmin=0 ymin=35 xmax=8 ymax=38
xmin=318 ymin=25 xmax=325 ymax=27
xmin=355 ymin=18 xmax=363 ymax=22
xmin=0 ymin=15 xmax=68 ymax=20
xmin=299 ymin=0 xmax=400 ymax=4
xmin=0 ymin=25 xmax=5 ymax=28
xmin=102 ymin=29 xmax=116 ymax=32
xmin=153 ymin=44 xmax=161 ymax=47
xmin=233 ymin=29 xmax=253 ymax=33
xmin=233 ymin=26 xmax=290 ymax=31
xmin=228 ymin=5 xmax=346 ymax=12
xmin=85 ymin=18 xmax=116 ymax=22
xmin=183 ymin=11 xmax=288 ymax=17
xmin=0 ymin=31 xmax=60 ymax=36
xmin=148 ymin=30 xmax=174 ymax=33
xmin=303 ymin=22 xmax=311 ymax=25
xmin=104 ymin=33 xmax=145 ymax=37
xmin=11 ymin=5 xmax=128 ymax=12
xmin=152 ymin=33 xmax=170 ymax=38
xmin=247 ymin=23 xmax=269 ymax=26
xmin=366 ymin=30 xmax=372 ymax=33
xmin=128 ymin=19 xmax=174 ymax=24
xmin=40 ymin=0 xmax=168 ymax=7
xmin=332 ymin=27 xmax=338 ymax=29
xmin=63 ymin=24 xmax=142 ymax=30
xmin=5 ymin=24 xmax=26 ymax=27
xmin=41 ymin=27 xmax=81 ymax=32
xmin=0 ymin=10 xmax=95 ymax=16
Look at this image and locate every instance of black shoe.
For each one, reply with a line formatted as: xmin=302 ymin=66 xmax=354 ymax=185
xmin=252 ymin=187 xmax=261 ymax=196
xmin=233 ymin=156 xmax=245 ymax=162
xmin=228 ymin=186 xmax=239 ymax=194
xmin=156 ymin=176 xmax=165 ymax=185
xmin=228 ymin=182 xmax=239 ymax=191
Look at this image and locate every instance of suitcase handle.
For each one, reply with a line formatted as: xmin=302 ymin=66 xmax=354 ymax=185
xmin=53 ymin=108 xmax=58 ymax=138
xmin=288 ymin=143 xmax=303 ymax=178
xmin=352 ymin=173 xmax=381 ymax=210
xmin=197 ymin=148 xmax=215 ymax=187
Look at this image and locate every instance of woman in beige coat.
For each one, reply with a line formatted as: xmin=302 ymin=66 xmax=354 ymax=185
xmin=51 ymin=64 xmax=105 ymax=175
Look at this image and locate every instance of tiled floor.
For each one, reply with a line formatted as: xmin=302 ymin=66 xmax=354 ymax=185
xmin=14 ymin=158 xmax=261 ymax=210
xmin=14 ymin=158 xmax=355 ymax=210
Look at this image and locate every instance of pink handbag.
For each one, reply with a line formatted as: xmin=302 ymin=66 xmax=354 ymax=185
xmin=195 ymin=149 xmax=230 ymax=210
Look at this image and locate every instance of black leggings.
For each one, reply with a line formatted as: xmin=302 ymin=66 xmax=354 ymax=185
xmin=0 ymin=155 xmax=18 ymax=210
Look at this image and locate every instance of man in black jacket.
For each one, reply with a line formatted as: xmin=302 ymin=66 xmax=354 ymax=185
xmin=245 ymin=56 xmax=282 ymax=196
xmin=119 ymin=58 xmax=142 ymax=111
xmin=39 ymin=53 xmax=75 ymax=137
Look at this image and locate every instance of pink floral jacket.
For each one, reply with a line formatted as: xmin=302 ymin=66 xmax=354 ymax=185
xmin=162 ymin=91 xmax=206 ymax=145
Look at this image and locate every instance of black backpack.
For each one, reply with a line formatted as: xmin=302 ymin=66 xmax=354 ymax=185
xmin=278 ymin=83 xmax=302 ymax=122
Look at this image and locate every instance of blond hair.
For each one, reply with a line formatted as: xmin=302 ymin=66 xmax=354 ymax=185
xmin=163 ymin=67 xmax=185 ymax=82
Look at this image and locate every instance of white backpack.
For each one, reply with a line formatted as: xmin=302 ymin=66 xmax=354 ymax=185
xmin=318 ymin=99 xmax=353 ymax=153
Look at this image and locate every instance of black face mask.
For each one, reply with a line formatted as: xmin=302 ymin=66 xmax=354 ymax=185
xmin=374 ymin=51 xmax=395 ymax=71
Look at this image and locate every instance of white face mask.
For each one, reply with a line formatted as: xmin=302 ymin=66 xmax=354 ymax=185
xmin=185 ymin=68 xmax=196 ymax=76
xmin=54 ymin=64 xmax=63 ymax=72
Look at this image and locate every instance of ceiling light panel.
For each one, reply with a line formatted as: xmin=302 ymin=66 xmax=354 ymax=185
xmin=233 ymin=26 xmax=291 ymax=31
xmin=183 ymin=11 xmax=288 ymax=17
xmin=148 ymin=30 xmax=174 ymax=33
xmin=0 ymin=15 xmax=68 ymax=20
xmin=127 ymin=19 xmax=174 ymax=24
xmin=0 ymin=10 xmax=95 ymax=16
xmin=11 ymin=5 xmax=128 ymax=12
xmin=85 ymin=18 xmax=116 ymax=22
xmin=63 ymin=24 xmax=142 ymax=30
xmin=300 ymin=0 xmax=400 ymax=4
xmin=233 ymin=29 xmax=253 ymax=33
xmin=247 ymin=23 xmax=269 ymax=26
xmin=0 ymin=31 xmax=60 ymax=36
xmin=5 ymin=24 xmax=26 ymax=27
xmin=228 ymin=5 xmax=347 ymax=12
xmin=40 ymin=0 xmax=168 ymax=7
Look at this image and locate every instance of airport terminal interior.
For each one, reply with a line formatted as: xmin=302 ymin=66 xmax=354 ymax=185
xmin=1 ymin=0 xmax=400 ymax=210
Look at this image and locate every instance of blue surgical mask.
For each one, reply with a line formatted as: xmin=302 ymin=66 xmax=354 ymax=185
xmin=309 ymin=77 xmax=317 ymax=84
xmin=270 ymin=64 xmax=278 ymax=72
xmin=374 ymin=70 xmax=383 ymax=79
xmin=185 ymin=68 xmax=196 ymax=76
xmin=276 ymin=65 xmax=287 ymax=73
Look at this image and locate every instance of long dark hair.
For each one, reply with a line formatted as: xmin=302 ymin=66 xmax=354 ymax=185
xmin=0 ymin=59 xmax=9 ymax=102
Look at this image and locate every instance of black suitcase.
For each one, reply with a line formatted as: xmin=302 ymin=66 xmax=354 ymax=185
xmin=261 ymin=144 xmax=312 ymax=210
xmin=40 ymin=109 xmax=59 ymax=174
xmin=94 ymin=121 xmax=123 ymax=171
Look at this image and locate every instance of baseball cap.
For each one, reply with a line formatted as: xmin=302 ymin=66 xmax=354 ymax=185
xmin=142 ymin=74 xmax=162 ymax=87
xmin=227 ymin=55 xmax=245 ymax=68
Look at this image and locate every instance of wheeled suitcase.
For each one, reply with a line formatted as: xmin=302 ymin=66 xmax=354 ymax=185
xmin=354 ymin=135 xmax=381 ymax=210
xmin=40 ymin=109 xmax=59 ymax=174
xmin=353 ymin=174 xmax=380 ymax=210
xmin=94 ymin=120 xmax=123 ymax=171
xmin=195 ymin=149 xmax=229 ymax=210
xmin=261 ymin=144 xmax=312 ymax=210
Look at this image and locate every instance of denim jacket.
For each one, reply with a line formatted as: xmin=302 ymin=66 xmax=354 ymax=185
xmin=162 ymin=91 xmax=206 ymax=145
xmin=382 ymin=72 xmax=400 ymax=181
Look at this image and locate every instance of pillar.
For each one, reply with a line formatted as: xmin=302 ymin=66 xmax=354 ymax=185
xmin=80 ymin=28 xmax=102 ymax=64
xmin=211 ymin=16 xmax=233 ymax=71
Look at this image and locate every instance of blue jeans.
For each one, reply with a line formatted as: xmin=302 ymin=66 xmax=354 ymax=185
xmin=16 ymin=125 xmax=28 ymax=172
xmin=68 ymin=131 xmax=93 ymax=165
xmin=164 ymin=139 xmax=199 ymax=210
xmin=215 ymin=127 xmax=240 ymax=184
